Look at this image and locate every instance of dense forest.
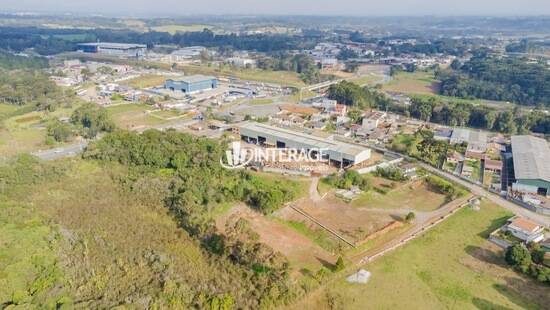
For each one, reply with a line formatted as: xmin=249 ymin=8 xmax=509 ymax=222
xmin=438 ymin=55 xmax=550 ymax=106
xmin=0 ymin=69 xmax=73 ymax=112
xmin=0 ymin=27 xmax=318 ymax=55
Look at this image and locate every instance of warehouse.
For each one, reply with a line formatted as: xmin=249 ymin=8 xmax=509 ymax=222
xmin=77 ymin=42 xmax=147 ymax=57
xmin=165 ymin=75 xmax=218 ymax=94
xmin=239 ymin=122 xmax=371 ymax=166
xmin=511 ymin=135 xmax=550 ymax=196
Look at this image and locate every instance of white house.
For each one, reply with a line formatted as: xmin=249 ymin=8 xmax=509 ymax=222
xmin=503 ymin=217 xmax=545 ymax=243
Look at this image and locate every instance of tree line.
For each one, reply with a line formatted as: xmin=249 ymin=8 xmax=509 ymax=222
xmin=257 ymin=53 xmax=333 ymax=84
xmin=0 ymin=69 xmax=73 ymax=112
xmin=408 ymin=95 xmax=550 ymax=135
xmin=0 ymin=26 xmax=318 ymax=55
xmin=327 ymin=81 xmax=550 ymax=135
xmin=438 ymin=54 xmax=550 ymax=107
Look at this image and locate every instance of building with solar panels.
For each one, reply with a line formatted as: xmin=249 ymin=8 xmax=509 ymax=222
xmin=511 ymin=135 xmax=550 ymax=196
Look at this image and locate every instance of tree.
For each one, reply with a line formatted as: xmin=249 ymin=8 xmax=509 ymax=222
xmin=505 ymin=244 xmax=532 ymax=272
xmin=450 ymin=59 xmax=462 ymax=70
xmin=405 ymin=212 xmax=416 ymax=223
xmin=333 ymin=256 xmax=345 ymax=272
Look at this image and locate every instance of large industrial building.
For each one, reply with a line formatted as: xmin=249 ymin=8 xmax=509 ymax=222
xmin=165 ymin=75 xmax=218 ymax=94
xmin=511 ymin=135 xmax=550 ymax=196
xmin=77 ymin=42 xmax=147 ymax=57
xmin=239 ymin=122 xmax=371 ymax=166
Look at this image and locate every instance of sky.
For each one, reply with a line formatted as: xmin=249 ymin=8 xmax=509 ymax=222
xmin=2 ymin=0 xmax=550 ymax=16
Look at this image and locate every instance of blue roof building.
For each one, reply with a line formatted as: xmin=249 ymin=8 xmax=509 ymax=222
xmin=165 ymin=75 xmax=218 ymax=94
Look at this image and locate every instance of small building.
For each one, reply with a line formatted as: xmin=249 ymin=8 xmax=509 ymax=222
xmin=226 ymin=57 xmax=256 ymax=68
xmin=450 ymin=128 xmax=487 ymax=146
xmin=362 ymin=111 xmax=386 ymax=130
xmin=77 ymin=42 xmax=147 ymax=58
xmin=165 ymin=75 xmax=218 ymax=94
xmin=503 ymin=216 xmax=545 ymax=243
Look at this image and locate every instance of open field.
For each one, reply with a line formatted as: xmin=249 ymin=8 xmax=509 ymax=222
xmin=181 ymin=64 xmax=306 ymax=88
xmin=383 ymin=71 xmax=440 ymax=95
xmin=349 ymin=75 xmax=383 ymax=86
xmin=120 ymin=74 xmax=169 ymax=89
xmin=352 ymin=178 xmax=448 ymax=212
xmin=290 ymin=201 xmax=549 ymax=310
xmin=151 ymin=24 xmax=211 ymax=34
xmin=0 ymin=104 xmax=77 ymax=158
xmin=282 ymin=196 xmax=397 ymax=245
xmin=106 ymin=103 xmax=167 ymax=129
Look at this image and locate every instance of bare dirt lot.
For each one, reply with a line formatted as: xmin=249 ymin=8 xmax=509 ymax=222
xmin=280 ymin=196 xmax=398 ymax=245
xmin=216 ymin=204 xmax=335 ymax=269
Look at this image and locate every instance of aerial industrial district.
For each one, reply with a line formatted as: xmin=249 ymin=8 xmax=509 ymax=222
xmin=46 ymin=44 xmax=550 ymax=259
xmin=2 ymin=31 xmax=550 ymax=309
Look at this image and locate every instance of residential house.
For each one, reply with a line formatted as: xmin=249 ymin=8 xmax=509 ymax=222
xmin=503 ymin=217 xmax=545 ymax=243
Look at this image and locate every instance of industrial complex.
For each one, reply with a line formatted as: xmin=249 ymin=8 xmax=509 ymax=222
xmin=77 ymin=42 xmax=147 ymax=57
xmin=511 ymin=135 xmax=550 ymax=196
xmin=165 ymin=75 xmax=218 ymax=94
xmin=238 ymin=122 xmax=372 ymax=166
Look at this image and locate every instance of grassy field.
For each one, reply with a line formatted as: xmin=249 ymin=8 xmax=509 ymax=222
xmin=349 ymin=75 xmax=383 ymax=86
xmin=106 ymin=103 xmax=167 ymax=129
xmin=249 ymin=98 xmax=274 ymax=105
xmin=351 ymin=179 xmax=448 ymax=212
xmin=0 ymin=104 xmax=77 ymax=158
xmin=151 ymin=24 xmax=211 ymax=34
xmin=181 ymin=64 xmax=306 ymax=88
xmin=383 ymin=71 xmax=440 ymax=95
xmin=121 ymin=74 xmax=169 ymax=89
xmin=292 ymin=202 xmax=548 ymax=309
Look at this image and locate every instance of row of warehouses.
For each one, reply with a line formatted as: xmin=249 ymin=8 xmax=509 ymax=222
xmin=511 ymin=135 xmax=550 ymax=196
xmin=239 ymin=122 xmax=372 ymax=167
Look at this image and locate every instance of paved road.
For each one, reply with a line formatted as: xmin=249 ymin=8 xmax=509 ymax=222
xmin=33 ymin=119 xmax=200 ymax=161
xmin=362 ymin=142 xmax=550 ymax=228
xmin=32 ymin=141 xmax=89 ymax=161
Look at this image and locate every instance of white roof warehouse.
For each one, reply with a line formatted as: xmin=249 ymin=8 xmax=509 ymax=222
xmin=239 ymin=122 xmax=371 ymax=166
xmin=511 ymin=135 xmax=550 ymax=196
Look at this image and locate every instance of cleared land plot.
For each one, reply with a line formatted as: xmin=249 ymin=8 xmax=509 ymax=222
xmin=151 ymin=24 xmax=211 ymax=34
xmin=217 ymin=204 xmax=335 ymax=270
xmin=291 ymin=202 xmax=548 ymax=310
xmin=120 ymin=74 xmax=169 ymax=89
xmin=0 ymin=105 xmax=77 ymax=158
xmin=352 ymin=178 xmax=448 ymax=212
xmin=383 ymin=71 xmax=440 ymax=95
xmin=285 ymin=197 xmax=397 ymax=245
xmin=181 ymin=65 xmax=306 ymax=88
xmin=106 ymin=104 xmax=167 ymax=129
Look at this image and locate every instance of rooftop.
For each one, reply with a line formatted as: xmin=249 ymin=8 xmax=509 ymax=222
xmin=168 ymin=75 xmax=217 ymax=84
xmin=78 ymin=42 xmax=147 ymax=49
xmin=511 ymin=135 xmax=550 ymax=182
xmin=508 ymin=217 xmax=542 ymax=233
xmin=239 ymin=122 xmax=369 ymax=157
